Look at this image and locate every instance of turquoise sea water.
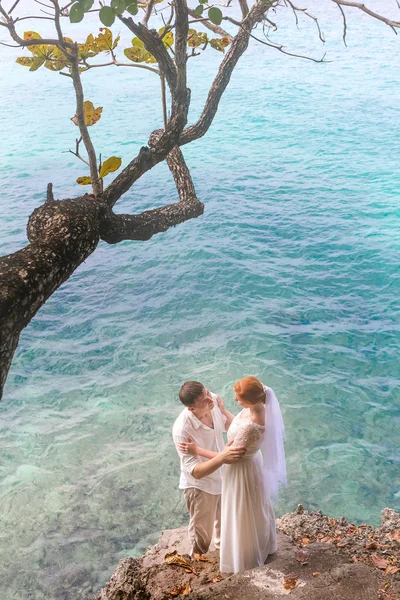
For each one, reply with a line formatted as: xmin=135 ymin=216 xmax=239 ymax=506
xmin=0 ymin=2 xmax=399 ymax=598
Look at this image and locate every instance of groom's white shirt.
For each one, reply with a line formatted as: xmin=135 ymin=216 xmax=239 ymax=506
xmin=173 ymin=393 xmax=226 ymax=495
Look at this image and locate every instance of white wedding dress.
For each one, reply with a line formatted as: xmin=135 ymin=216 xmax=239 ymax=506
xmin=220 ymin=410 xmax=277 ymax=573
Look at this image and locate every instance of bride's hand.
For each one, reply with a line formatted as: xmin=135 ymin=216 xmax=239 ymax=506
xmin=177 ymin=436 xmax=197 ymax=455
xmin=216 ymin=395 xmax=225 ymax=412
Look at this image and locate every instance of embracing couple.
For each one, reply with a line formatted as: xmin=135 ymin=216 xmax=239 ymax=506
xmin=172 ymin=376 xmax=287 ymax=574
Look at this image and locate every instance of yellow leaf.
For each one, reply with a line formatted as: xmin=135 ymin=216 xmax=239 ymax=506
xmin=16 ymin=57 xmax=35 ymax=68
xmin=94 ymin=28 xmax=114 ymax=52
xmin=112 ymin=34 xmax=120 ymax=50
xmin=76 ymin=176 xmax=92 ymax=185
xmin=187 ymin=29 xmax=208 ymax=48
xmin=71 ymin=102 xmax=103 ymax=127
xmin=29 ymin=56 xmax=46 ymax=71
xmin=24 ymin=31 xmax=42 ymax=41
xmin=99 ymin=156 xmax=122 ymax=178
xmin=124 ymin=45 xmax=156 ymax=64
xmin=159 ymin=27 xmax=174 ymax=50
xmin=78 ymin=33 xmax=99 ymax=60
xmin=83 ymin=101 xmax=103 ymax=126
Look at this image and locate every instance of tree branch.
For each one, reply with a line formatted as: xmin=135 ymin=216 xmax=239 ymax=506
xmin=100 ymin=145 xmax=203 ymax=243
xmin=118 ymin=16 xmax=178 ymax=91
xmin=0 ymin=196 xmax=103 ymax=400
xmin=70 ymin=49 xmax=102 ymax=196
xmin=187 ymin=7 xmax=234 ymax=41
xmin=180 ymin=0 xmax=278 ymax=146
xmin=331 ymin=0 xmax=400 ymax=31
xmin=142 ymin=0 xmax=156 ymax=27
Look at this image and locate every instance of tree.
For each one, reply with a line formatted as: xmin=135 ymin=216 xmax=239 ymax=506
xmin=0 ymin=0 xmax=399 ymax=400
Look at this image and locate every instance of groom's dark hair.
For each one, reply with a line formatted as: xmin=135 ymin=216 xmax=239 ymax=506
xmin=179 ymin=381 xmax=205 ymax=407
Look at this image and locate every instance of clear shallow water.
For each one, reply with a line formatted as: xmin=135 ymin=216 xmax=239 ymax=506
xmin=0 ymin=2 xmax=400 ymax=598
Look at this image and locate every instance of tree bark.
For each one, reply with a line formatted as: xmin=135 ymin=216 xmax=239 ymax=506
xmin=0 ymin=196 xmax=103 ymax=399
xmin=0 ymin=145 xmax=201 ymax=399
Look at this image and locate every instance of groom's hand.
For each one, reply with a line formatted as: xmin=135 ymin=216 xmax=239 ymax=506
xmin=220 ymin=440 xmax=246 ymax=464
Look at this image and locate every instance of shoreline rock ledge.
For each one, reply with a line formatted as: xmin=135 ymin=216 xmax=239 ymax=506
xmin=94 ymin=507 xmax=400 ymax=600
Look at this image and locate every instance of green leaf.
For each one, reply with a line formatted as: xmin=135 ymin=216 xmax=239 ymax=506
xmin=99 ymin=156 xmax=122 ymax=178
xmin=70 ymin=2 xmax=84 ymax=23
xmin=111 ymin=0 xmax=126 ymax=14
xmin=99 ymin=6 xmax=115 ymax=26
xmin=208 ymin=6 xmax=222 ymax=24
xmin=194 ymin=4 xmax=204 ymax=15
xmin=125 ymin=1 xmax=138 ymax=15
xmin=199 ymin=0 xmax=208 ymax=4
xmin=78 ymin=0 xmax=94 ymax=10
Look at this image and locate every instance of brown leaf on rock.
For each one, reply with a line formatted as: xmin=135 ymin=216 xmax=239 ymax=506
xmin=205 ymin=576 xmax=223 ymax=583
xmin=312 ymin=572 xmax=321 ymax=577
xmin=388 ymin=530 xmax=400 ymax=542
xmin=169 ymin=582 xmax=192 ymax=597
xmin=371 ymin=553 xmax=389 ymax=570
xmin=283 ymin=574 xmax=298 ymax=590
xmin=299 ymin=537 xmax=310 ymax=547
xmin=385 ymin=565 xmax=400 ymax=575
xmin=193 ymin=553 xmax=210 ymax=562
xmin=366 ymin=541 xmax=378 ymax=550
xmin=336 ymin=541 xmax=349 ymax=548
xmin=320 ymin=536 xmax=335 ymax=544
xmin=295 ymin=549 xmax=310 ymax=565
xmin=165 ymin=551 xmax=198 ymax=574
xmin=181 ymin=583 xmax=192 ymax=596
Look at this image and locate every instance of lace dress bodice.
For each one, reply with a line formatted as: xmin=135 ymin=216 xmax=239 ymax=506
xmin=227 ymin=410 xmax=265 ymax=457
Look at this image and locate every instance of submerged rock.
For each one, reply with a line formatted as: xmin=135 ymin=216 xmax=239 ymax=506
xmin=94 ymin=508 xmax=400 ymax=600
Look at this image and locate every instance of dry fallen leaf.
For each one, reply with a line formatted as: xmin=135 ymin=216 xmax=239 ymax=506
xmin=320 ymin=536 xmax=335 ymax=544
xmin=336 ymin=541 xmax=348 ymax=548
xmin=385 ymin=565 xmax=400 ymax=575
xmin=299 ymin=537 xmax=310 ymax=547
xmin=328 ymin=518 xmax=336 ymax=527
xmin=388 ymin=530 xmax=400 ymax=542
xmin=366 ymin=541 xmax=378 ymax=550
xmin=312 ymin=572 xmax=321 ymax=577
xmin=283 ymin=574 xmax=298 ymax=590
xmin=165 ymin=551 xmax=198 ymax=574
xmin=181 ymin=583 xmax=192 ymax=596
xmin=169 ymin=582 xmax=192 ymax=597
xmin=295 ymin=549 xmax=310 ymax=565
xmin=205 ymin=576 xmax=223 ymax=584
xmin=193 ymin=553 xmax=210 ymax=562
xmin=371 ymin=553 xmax=389 ymax=570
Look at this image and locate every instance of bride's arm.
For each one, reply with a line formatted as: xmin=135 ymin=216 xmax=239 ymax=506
xmin=216 ymin=395 xmax=235 ymax=430
xmin=177 ymin=438 xmax=218 ymax=459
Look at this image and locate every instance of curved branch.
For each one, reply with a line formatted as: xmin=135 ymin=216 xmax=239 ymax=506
xmin=118 ymin=16 xmax=178 ymax=90
xmin=180 ymin=0 xmax=277 ymax=146
xmin=100 ymin=146 xmax=203 ymax=243
xmin=331 ymin=0 xmax=400 ymax=30
xmin=0 ymin=4 xmax=75 ymax=50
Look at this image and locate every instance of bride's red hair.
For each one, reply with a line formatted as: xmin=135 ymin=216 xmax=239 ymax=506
xmin=233 ymin=376 xmax=265 ymax=404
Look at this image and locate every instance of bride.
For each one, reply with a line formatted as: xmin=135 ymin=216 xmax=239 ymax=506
xmin=178 ymin=376 xmax=286 ymax=574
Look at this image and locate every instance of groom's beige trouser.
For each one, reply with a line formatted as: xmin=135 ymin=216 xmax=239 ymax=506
xmin=184 ymin=488 xmax=221 ymax=555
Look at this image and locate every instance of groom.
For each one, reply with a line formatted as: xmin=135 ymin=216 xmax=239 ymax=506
xmin=173 ymin=380 xmax=244 ymax=556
